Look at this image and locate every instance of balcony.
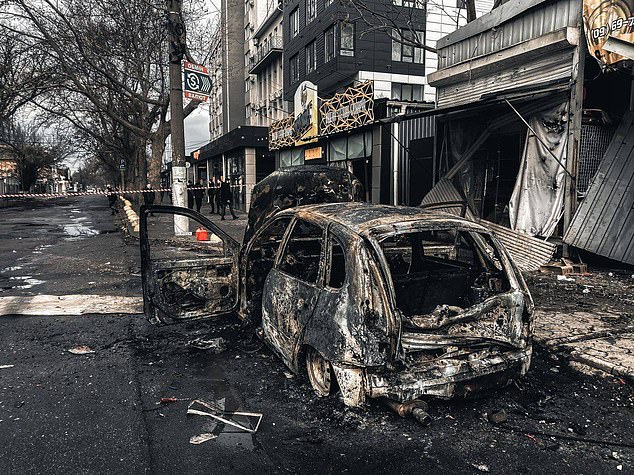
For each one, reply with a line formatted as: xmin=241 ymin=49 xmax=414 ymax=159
xmin=249 ymin=36 xmax=283 ymax=74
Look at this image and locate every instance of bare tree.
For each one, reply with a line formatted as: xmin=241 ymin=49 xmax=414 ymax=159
xmin=6 ymin=0 xmax=211 ymax=189
xmin=0 ymin=120 xmax=73 ymax=191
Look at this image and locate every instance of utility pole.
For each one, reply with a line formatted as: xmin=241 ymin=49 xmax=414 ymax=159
xmin=167 ymin=0 xmax=188 ymax=235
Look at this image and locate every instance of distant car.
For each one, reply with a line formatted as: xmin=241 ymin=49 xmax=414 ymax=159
xmin=139 ymin=168 xmax=533 ymax=408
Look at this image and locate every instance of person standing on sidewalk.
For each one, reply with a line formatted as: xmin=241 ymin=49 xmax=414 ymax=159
xmin=187 ymin=180 xmax=194 ymax=209
xmin=219 ymin=176 xmax=238 ymax=220
xmin=107 ymin=185 xmax=118 ymax=215
xmin=193 ymin=178 xmax=204 ymax=213
xmin=207 ymin=178 xmax=216 ymax=214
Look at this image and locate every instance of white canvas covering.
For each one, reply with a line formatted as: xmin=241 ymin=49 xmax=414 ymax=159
xmin=509 ymin=102 xmax=569 ymax=238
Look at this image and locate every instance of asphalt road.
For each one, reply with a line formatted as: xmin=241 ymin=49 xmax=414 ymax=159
xmin=0 ymin=196 xmax=632 ymax=474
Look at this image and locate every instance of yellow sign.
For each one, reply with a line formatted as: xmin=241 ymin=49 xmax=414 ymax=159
xmin=304 ymin=147 xmax=322 ymax=160
xmin=583 ymin=0 xmax=634 ymax=66
xmin=293 ymin=81 xmax=319 ymax=146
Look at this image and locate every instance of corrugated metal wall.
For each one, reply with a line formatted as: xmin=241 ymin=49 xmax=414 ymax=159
xmin=395 ymin=114 xmax=436 ymax=205
xmin=436 ymin=48 xmax=574 ymax=107
xmin=564 ymin=112 xmax=634 ymax=265
xmin=438 ymin=0 xmax=580 ymax=69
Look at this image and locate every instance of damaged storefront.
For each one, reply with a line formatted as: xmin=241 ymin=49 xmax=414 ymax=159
xmin=423 ymin=0 xmax=633 ymax=268
xmin=269 ymin=80 xmax=437 ymax=204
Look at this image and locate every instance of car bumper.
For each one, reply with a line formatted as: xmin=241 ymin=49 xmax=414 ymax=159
xmin=366 ymin=346 xmax=532 ymax=402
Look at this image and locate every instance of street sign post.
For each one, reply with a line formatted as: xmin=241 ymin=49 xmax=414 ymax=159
xmin=183 ymin=61 xmax=211 ymax=101
xmin=119 ymin=158 xmax=125 ymax=190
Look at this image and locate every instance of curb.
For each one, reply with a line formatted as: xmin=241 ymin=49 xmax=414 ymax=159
xmin=119 ymin=196 xmax=139 ymax=238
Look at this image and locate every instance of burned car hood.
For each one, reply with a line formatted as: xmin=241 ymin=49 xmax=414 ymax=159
xmin=244 ymin=165 xmax=362 ymax=243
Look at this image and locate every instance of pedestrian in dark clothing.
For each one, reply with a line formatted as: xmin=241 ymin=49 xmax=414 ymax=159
xmin=187 ymin=180 xmax=194 ymax=209
xmin=144 ymin=184 xmax=156 ymax=216
xmin=159 ymin=177 xmax=168 ymax=203
xmin=207 ymin=178 xmax=216 ymax=214
xmin=193 ymin=179 xmax=204 ymax=213
xmin=219 ymin=176 xmax=238 ymax=220
xmin=107 ymin=185 xmax=118 ymax=215
xmin=215 ymin=178 xmax=222 ymax=215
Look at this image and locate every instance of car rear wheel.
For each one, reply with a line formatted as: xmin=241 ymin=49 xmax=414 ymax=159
xmin=306 ymin=347 xmax=333 ymax=397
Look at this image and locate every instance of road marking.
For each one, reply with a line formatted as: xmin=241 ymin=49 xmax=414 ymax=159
xmin=0 ymin=294 xmax=143 ymax=316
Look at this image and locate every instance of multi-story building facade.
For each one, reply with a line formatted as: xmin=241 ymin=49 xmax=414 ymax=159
xmin=244 ymin=0 xmax=290 ymax=127
xmin=282 ymin=0 xmax=492 ymax=103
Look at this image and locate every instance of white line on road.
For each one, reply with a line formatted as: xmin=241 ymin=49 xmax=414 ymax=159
xmin=0 ymin=294 xmax=143 ymax=316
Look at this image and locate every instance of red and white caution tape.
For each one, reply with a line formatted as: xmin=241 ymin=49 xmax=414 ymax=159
xmin=0 ymin=185 xmax=246 ymax=199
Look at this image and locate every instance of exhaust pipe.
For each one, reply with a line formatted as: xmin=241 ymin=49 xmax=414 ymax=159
xmin=379 ymin=398 xmax=432 ymax=426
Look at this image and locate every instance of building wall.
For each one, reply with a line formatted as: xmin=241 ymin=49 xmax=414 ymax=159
xmin=222 ymin=0 xmax=246 ymax=132
xmin=282 ymin=0 xmax=428 ymax=101
xmin=208 ymin=25 xmax=224 ymax=141
xmin=424 ymin=0 xmax=494 ymax=101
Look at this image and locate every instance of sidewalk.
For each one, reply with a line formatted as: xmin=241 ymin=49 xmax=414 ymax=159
xmin=528 ymin=270 xmax=634 ymax=381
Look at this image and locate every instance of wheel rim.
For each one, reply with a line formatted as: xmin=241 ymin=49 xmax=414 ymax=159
xmin=306 ymin=348 xmax=332 ymax=397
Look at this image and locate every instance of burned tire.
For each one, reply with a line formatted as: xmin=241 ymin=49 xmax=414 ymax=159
xmin=305 ymin=347 xmax=333 ymax=397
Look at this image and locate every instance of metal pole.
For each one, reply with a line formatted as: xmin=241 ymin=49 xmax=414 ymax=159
xmin=167 ymin=0 xmax=189 ymax=235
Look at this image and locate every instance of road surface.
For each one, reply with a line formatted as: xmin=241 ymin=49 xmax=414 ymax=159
xmin=0 ymin=196 xmax=632 ymax=474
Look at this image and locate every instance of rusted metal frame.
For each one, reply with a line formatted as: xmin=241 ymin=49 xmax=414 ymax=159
xmin=503 ymin=98 xmax=574 ymax=180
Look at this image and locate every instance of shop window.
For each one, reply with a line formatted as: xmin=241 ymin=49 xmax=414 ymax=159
xmin=328 ymin=131 xmax=373 ymax=161
xmin=306 ymin=41 xmax=317 ymax=74
xmin=289 ymin=53 xmax=300 ymax=84
xmin=340 ymin=22 xmax=355 ymax=57
xmin=290 ymin=7 xmax=299 ymax=39
xmin=392 ymin=29 xmax=425 ymax=64
xmin=306 ymin=0 xmax=317 ymax=23
xmin=324 ymin=25 xmax=335 ymax=62
xmin=279 ymin=219 xmax=324 ymax=284
xmin=278 ymin=148 xmax=305 ymax=167
xmin=391 ymin=82 xmax=423 ymax=101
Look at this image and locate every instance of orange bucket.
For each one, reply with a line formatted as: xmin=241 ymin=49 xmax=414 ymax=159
xmin=195 ymin=227 xmax=209 ymax=241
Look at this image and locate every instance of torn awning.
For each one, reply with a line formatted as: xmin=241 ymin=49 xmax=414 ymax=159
xmin=564 ymin=112 xmax=634 ymax=265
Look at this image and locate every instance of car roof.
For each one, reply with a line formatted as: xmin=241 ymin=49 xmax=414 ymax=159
xmin=277 ymin=202 xmax=489 ymax=239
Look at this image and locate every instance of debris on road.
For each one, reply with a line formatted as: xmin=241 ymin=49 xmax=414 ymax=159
xmin=68 ymin=345 xmax=95 ymax=355
xmin=487 ymin=409 xmax=508 ymax=424
xmin=189 ymin=433 xmax=217 ymax=445
xmin=189 ymin=337 xmax=225 ymax=352
xmin=0 ymin=364 xmax=15 ymax=369
xmin=160 ymin=397 xmax=179 ymax=404
xmin=187 ymin=399 xmax=263 ymax=433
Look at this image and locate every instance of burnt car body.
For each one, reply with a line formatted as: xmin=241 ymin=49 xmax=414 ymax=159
xmin=140 ymin=170 xmax=534 ymax=408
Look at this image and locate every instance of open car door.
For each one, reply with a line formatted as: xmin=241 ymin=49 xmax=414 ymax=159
xmin=140 ymin=205 xmax=240 ymax=324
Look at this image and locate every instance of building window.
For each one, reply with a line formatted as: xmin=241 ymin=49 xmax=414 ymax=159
xmin=340 ymin=22 xmax=354 ymax=57
xmin=324 ymin=25 xmax=335 ymax=62
xmin=393 ymin=0 xmax=425 ymax=8
xmin=289 ymin=53 xmax=300 ymax=83
xmin=391 ymin=82 xmax=423 ymax=101
xmin=306 ymin=41 xmax=317 ymax=73
xmin=290 ymin=7 xmax=300 ymax=39
xmin=306 ymin=0 xmax=317 ymax=23
xmin=391 ymin=29 xmax=425 ymax=64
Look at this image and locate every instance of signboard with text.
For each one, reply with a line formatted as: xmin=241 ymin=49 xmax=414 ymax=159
xmin=183 ymin=61 xmax=212 ymax=101
xmin=583 ymin=0 xmax=634 ymax=66
xmin=293 ymin=81 xmax=319 ymax=146
xmin=319 ymin=81 xmax=374 ymax=135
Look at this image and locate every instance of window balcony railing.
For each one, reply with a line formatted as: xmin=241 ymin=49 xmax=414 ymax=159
xmin=249 ymin=36 xmax=283 ymax=74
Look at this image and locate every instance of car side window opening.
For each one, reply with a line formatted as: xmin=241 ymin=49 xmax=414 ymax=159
xmin=279 ymin=219 xmax=323 ymax=284
xmin=379 ymin=229 xmax=511 ymax=317
xmin=246 ymin=216 xmax=293 ymax=314
xmin=327 ymin=236 xmax=346 ymax=288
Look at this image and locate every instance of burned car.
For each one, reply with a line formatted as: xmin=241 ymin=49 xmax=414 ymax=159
xmin=140 ymin=168 xmax=533 ymax=412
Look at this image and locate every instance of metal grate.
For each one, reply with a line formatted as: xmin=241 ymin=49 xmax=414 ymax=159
xmin=578 ymin=124 xmax=616 ymax=196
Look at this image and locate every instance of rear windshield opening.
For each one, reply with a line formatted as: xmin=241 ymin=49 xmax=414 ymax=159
xmin=379 ymin=229 xmax=511 ymax=318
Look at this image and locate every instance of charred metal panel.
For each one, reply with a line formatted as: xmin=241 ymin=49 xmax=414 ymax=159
xmin=244 ymin=165 xmax=362 ymax=243
xmin=437 ymin=0 xmax=579 ymax=69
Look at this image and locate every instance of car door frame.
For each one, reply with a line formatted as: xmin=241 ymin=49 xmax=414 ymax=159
xmin=139 ymin=204 xmax=241 ymax=324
